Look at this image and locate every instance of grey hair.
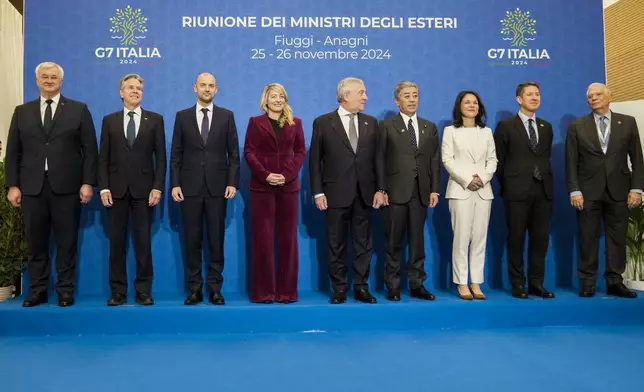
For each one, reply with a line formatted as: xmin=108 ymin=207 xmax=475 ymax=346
xmin=119 ymin=73 xmax=144 ymax=90
xmin=394 ymin=81 xmax=419 ymax=100
xmin=586 ymin=82 xmax=611 ymax=96
xmin=336 ymin=77 xmax=364 ymax=103
xmin=35 ymin=62 xmax=64 ymax=80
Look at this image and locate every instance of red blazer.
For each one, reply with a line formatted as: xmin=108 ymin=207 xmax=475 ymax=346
xmin=244 ymin=114 xmax=306 ymax=192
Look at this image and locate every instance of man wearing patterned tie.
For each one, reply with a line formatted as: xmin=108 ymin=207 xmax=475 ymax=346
xmin=494 ymin=81 xmax=555 ymax=299
xmin=376 ymin=81 xmax=440 ymax=301
xmin=309 ymin=77 xmax=385 ymax=304
xmin=170 ymin=73 xmax=240 ymax=306
xmin=4 ymin=62 xmax=98 ymax=307
xmin=98 ymin=73 xmax=166 ymax=306
xmin=566 ymin=82 xmax=644 ymax=298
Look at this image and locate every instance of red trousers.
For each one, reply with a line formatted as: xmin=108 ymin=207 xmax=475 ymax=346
xmin=250 ymin=189 xmax=299 ymax=302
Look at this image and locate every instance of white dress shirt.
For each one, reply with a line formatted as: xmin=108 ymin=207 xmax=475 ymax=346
xmin=196 ymin=102 xmax=214 ymax=133
xmin=399 ymin=112 xmax=419 ymax=145
xmin=518 ymin=111 xmax=538 ymax=143
xmin=41 ymin=94 xmax=60 ymax=171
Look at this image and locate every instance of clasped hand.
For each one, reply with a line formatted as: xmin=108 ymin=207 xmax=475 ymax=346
xmin=467 ymin=174 xmax=484 ymax=191
xmin=266 ymin=173 xmax=286 ymax=186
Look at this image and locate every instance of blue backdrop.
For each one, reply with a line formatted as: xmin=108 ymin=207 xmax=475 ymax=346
xmin=23 ymin=0 xmax=605 ymax=297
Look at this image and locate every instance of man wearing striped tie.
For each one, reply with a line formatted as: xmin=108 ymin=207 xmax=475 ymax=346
xmin=376 ymin=81 xmax=440 ymax=301
xmin=98 ymin=73 xmax=167 ymax=306
xmin=566 ymin=82 xmax=644 ymax=298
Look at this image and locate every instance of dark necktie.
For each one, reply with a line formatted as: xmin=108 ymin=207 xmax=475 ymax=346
xmin=201 ymin=108 xmax=210 ymax=142
xmin=528 ymin=119 xmax=542 ymax=180
xmin=407 ymin=118 xmax=418 ymax=150
xmin=43 ymin=99 xmax=53 ymax=133
xmin=408 ymin=118 xmax=418 ymax=177
xmin=126 ymin=111 xmax=136 ymax=148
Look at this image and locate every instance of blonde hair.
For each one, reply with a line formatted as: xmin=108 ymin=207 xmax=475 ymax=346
xmin=260 ymin=83 xmax=294 ymax=127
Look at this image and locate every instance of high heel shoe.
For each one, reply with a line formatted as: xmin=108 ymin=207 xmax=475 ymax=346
xmin=470 ymin=285 xmax=486 ymax=300
xmin=457 ymin=285 xmax=473 ymax=300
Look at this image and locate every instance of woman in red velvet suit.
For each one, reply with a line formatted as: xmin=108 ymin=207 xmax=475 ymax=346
xmin=244 ymin=83 xmax=306 ymax=303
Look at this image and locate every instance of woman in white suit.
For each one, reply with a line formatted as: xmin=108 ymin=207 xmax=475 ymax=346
xmin=442 ymin=91 xmax=497 ymax=300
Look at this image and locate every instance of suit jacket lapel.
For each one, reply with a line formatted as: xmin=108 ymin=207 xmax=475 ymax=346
xmin=512 ymin=115 xmax=533 ymax=152
xmin=330 ymin=111 xmax=353 ymax=153
xmin=48 ymin=96 xmax=66 ymax=138
xmin=583 ymin=114 xmax=603 ymax=153
xmin=535 ymin=118 xmax=549 ymax=154
xmin=257 ymin=114 xmax=278 ymax=146
xmin=356 ymin=113 xmax=371 ymax=152
xmin=114 ymin=111 xmax=129 ymax=150
xmin=134 ymin=109 xmax=149 ymax=149
xmin=190 ymin=105 xmax=205 ymax=147
xmin=417 ymin=116 xmax=429 ymax=150
xmin=31 ymin=100 xmax=44 ymax=135
xmin=606 ymin=113 xmax=621 ymax=155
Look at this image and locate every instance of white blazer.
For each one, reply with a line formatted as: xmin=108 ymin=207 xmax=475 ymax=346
xmin=442 ymin=125 xmax=498 ymax=200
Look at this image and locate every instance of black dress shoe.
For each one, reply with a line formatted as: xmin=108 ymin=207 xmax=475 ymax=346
xmin=136 ymin=293 xmax=155 ymax=306
xmin=511 ymin=285 xmax=528 ymax=299
xmin=23 ymin=291 xmax=48 ymax=307
xmin=387 ymin=290 xmax=401 ymax=301
xmin=410 ymin=287 xmax=435 ymax=300
xmin=579 ymin=286 xmax=596 ymax=298
xmin=58 ymin=292 xmax=75 ymax=307
xmin=354 ymin=289 xmax=377 ymax=304
xmin=330 ymin=291 xmax=347 ymax=304
xmin=606 ymin=283 xmax=637 ymax=298
xmin=528 ymin=285 xmax=555 ymax=299
xmin=107 ymin=293 xmax=127 ymax=306
xmin=329 ymin=290 xmax=347 ymax=305
xmin=209 ymin=291 xmax=225 ymax=305
xmin=184 ymin=292 xmax=203 ymax=305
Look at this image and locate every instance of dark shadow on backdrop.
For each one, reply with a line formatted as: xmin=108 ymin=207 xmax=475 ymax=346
xmin=551 ymin=114 xmax=579 ymax=290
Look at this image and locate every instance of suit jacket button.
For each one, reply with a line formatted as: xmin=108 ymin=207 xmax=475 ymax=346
xmin=45 ymin=142 xmax=50 ymax=146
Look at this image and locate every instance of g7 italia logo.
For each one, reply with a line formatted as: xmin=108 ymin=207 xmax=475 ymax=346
xmin=95 ymin=5 xmax=162 ymax=65
xmin=487 ymin=8 xmax=550 ymax=67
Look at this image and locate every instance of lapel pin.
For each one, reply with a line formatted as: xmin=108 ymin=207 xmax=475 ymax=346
xmin=618 ymin=121 xmax=622 ymax=124
xmin=424 ymin=123 xmax=427 ymax=128
xmin=540 ymin=124 xmax=544 ymax=127
xmin=422 ymin=130 xmax=425 ymax=134
xmin=364 ymin=122 xmax=368 ymax=125
xmin=401 ymin=129 xmax=405 ymax=133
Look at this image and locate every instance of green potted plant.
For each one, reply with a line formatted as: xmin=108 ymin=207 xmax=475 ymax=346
xmin=0 ymin=142 xmax=27 ymax=301
xmin=625 ymin=202 xmax=644 ymax=291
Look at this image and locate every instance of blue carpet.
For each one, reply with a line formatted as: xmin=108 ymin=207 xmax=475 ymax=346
xmin=1 ymin=326 xmax=642 ymax=392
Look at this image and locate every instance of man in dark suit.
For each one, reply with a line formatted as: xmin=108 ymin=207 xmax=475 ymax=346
xmin=98 ymin=74 xmax=166 ymax=306
xmin=4 ymin=61 xmax=98 ymax=307
xmin=376 ymin=81 xmax=439 ymax=301
xmin=310 ymin=77 xmax=385 ymax=304
xmin=170 ymin=72 xmax=240 ymax=305
xmin=566 ymin=82 xmax=643 ymax=298
xmin=494 ymin=81 xmax=555 ymax=299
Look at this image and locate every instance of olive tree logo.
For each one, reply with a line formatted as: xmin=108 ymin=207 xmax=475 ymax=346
xmin=110 ymin=5 xmax=148 ymax=46
xmin=501 ymin=8 xmax=536 ymax=47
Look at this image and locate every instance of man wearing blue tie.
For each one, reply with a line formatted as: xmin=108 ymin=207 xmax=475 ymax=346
xmin=566 ymin=82 xmax=644 ymax=298
xmin=98 ymin=73 xmax=166 ymax=306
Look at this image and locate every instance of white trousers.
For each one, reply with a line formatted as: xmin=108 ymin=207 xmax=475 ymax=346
xmin=448 ymin=193 xmax=491 ymax=285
